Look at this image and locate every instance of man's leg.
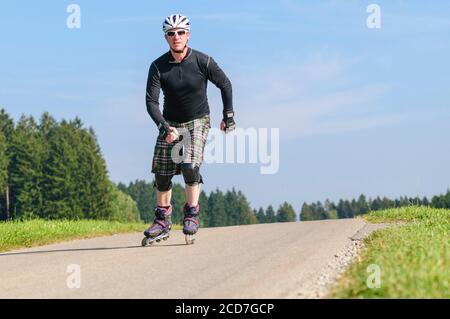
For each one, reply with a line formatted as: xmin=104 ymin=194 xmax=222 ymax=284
xmin=185 ymin=184 xmax=200 ymax=206
xmin=181 ymin=163 xmax=203 ymax=204
xmin=154 ymin=174 xmax=173 ymax=205
xmin=180 ymin=163 xmax=202 ymax=236
xmin=144 ymin=174 xmax=174 ymax=238
xmin=157 ymin=188 xmax=172 ymax=207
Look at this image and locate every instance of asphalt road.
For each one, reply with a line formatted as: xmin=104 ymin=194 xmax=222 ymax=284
xmin=0 ymin=219 xmax=368 ymax=298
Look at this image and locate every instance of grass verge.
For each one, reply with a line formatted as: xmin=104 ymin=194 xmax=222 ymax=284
xmin=0 ymin=219 xmax=180 ymax=253
xmin=329 ymin=206 xmax=450 ymax=298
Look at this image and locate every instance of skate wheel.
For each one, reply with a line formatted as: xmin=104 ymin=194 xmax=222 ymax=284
xmin=163 ymin=236 xmax=168 ymax=241
xmin=141 ymin=237 xmax=149 ymax=247
xmin=185 ymin=234 xmax=195 ymax=245
xmin=156 ymin=239 xmax=161 ymax=243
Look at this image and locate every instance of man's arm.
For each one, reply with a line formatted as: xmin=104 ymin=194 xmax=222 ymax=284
xmin=146 ymin=62 xmax=173 ymax=138
xmin=146 ymin=62 xmax=165 ymax=127
xmin=206 ymin=57 xmax=236 ymax=132
xmin=205 ymin=57 xmax=233 ymax=115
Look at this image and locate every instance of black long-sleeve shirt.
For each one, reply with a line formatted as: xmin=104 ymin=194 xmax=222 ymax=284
xmin=146 ymin=48 xmax=233 ymax=126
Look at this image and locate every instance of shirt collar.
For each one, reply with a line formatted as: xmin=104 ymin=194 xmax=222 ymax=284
xmin=168 ymin=47 xmax=192 ymax=64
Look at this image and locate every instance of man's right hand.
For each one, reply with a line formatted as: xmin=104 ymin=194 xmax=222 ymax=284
xmin=159 ymin=121 xmax=179 ymax=143
xmin=164 ymin=126 xmax=179 ymax=143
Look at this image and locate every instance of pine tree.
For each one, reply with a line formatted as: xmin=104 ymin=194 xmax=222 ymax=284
xmin=207 ymin=189 xmax=227 ymax=227
xmin=276 ymin=202 xmax=297 ymax=222
xmin=82 ymin=128 xmax=111 ymax=218
xmin=337 ymin=199 xmax=346 ymax=219
xmin=224 ymin=188 xmax=239 ymax=225
xmin=399 ymin=196 xmax=410 ymax=207
xmin=236 ymin=190 xmax=258 ymax=225
xmin=344 ymin=200 xmax=354 ymax=218
xmin=8 ymin=115 xmax=45 ymax=219
xmin=41 ymin=121 xmax=79 ymax=219
xmin=38 ymin=112 xmax=57 ymax=139
xmin=300 ymin=202 xmax=314 ymax=221
xmin=431 ymin=194 xmax=445 ymax=208
xmin=381 ymin=197 xmax=394 ymax=209
xmin=0 ymin=109 xmax=14 ymax=220
xmin=256 ymin=207 xmax=266 ymax=223
xmin=357 ymin=194 xmax=369 ymax=215
xmin=324 ymin=199 xmax=338 ymax=219
xmin=313 ymin=201 xmax=326 ymax=220
xmin=79 ymin=126 xmax=112 ymax=219
xmin=444 ymin=190 xmax=450 ymax=209
xmin=265 ymin=205 xmax=277 ymax=223
xmin=0 ymin=131 xmax=8 ymax=215
xmin=411 ymin=196 xmax=421 ymax=206
xmin=370 ymin=197 xmax=381 ymax=211
xmin=350 ymin=199 xmax=358 ymax=216
xmin=40 ymin=120 xmax=112 ymax=219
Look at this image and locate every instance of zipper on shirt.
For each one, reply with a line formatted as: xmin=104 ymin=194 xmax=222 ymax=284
xmin=178 ymin=64 xmax=183 ymax=81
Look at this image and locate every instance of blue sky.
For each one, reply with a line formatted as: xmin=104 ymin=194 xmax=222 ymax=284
xmin=1 ymin=1 xmax=450 ymax=212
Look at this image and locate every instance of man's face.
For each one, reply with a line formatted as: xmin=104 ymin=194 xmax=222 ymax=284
xmin=165 ymin=28 xmax=190 ymax=52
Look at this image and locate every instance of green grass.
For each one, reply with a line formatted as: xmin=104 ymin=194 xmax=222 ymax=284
xmin=0 ymin=219 xmax=181 ymax=253
xmin=330 ymin=206 xmax=450 ymax=298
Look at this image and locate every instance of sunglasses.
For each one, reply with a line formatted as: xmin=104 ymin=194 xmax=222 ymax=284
xmin=166 ymin=30 xmax=187 ymax=37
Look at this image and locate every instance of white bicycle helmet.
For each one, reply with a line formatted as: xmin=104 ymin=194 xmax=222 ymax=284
xmin=163 ymin=14 xmax=191 ymax=33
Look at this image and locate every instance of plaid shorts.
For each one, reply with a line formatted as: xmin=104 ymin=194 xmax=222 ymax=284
xmin=151 ymin=114 xmax=211 ymax=176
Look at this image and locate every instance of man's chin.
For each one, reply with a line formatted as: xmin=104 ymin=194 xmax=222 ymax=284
xmin=171 ymin=45 xmax=185 ymax=52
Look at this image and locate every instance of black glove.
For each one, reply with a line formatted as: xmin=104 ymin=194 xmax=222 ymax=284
xmin=158 ymin=121 xmax=171 ymax=139
xmin=223 ymin=111 xmax=236 ymax=133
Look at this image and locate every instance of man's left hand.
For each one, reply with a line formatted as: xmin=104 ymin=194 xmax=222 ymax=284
xmin=221 ymin=112 xmax=236 ymax=133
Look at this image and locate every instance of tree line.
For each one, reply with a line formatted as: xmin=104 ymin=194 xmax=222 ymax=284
xmin=1 ymin=108 xmax=448 ymax=226
xmin=300 ymin=192 xmax=450 ymax=221
xmin=118 ymin=180 xmax=297 ymax=226
xmin=0 ymin=109 xmax=139 ymax=222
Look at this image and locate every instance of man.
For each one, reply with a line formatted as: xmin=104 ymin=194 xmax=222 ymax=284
xmin=144 ymin=14 xmax=236 ymax=244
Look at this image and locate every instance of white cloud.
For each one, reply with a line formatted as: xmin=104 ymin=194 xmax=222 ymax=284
xmin=226 ymin=53 xmax=403 ymax=139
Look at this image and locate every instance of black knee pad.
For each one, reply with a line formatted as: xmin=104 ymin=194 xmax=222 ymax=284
xmin=181 ymin=163 xmax=203 ymax=186
xmin=153 ymin=174 xmax=173 ymax=191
